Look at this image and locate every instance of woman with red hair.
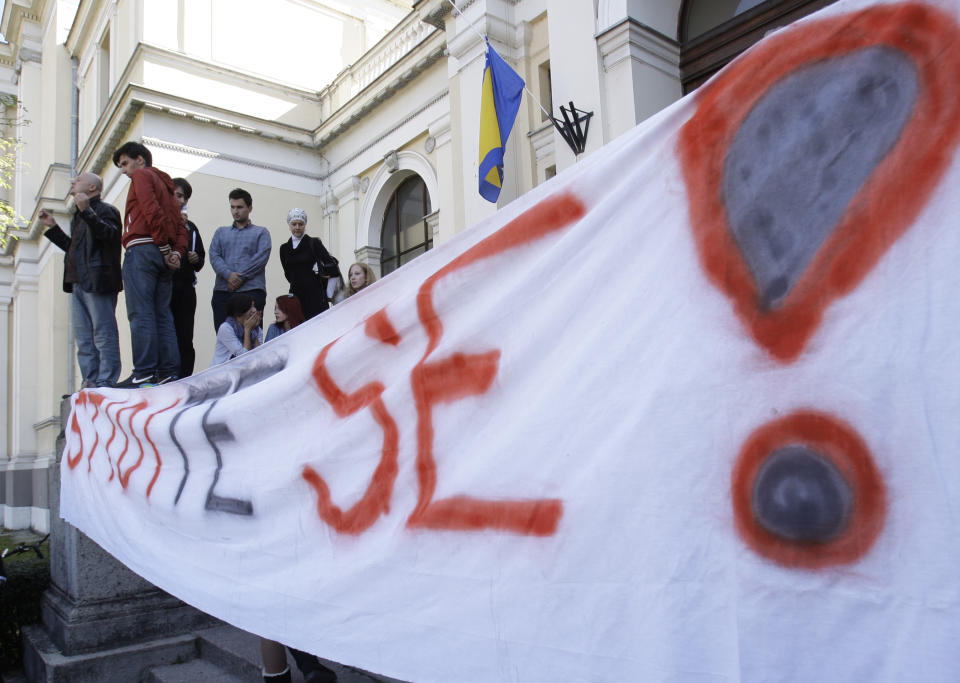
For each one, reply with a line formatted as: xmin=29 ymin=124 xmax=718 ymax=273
xmin=265 ymin=294 xmax=306 ymax=342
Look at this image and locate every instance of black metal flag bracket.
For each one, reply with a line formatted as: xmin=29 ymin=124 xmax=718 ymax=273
xmin=551 ymin=101 xmax=593 ymax=155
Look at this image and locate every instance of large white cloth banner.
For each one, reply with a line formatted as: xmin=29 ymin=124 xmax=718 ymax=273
xmin=62 ymin=1 xmax=960 ymax=680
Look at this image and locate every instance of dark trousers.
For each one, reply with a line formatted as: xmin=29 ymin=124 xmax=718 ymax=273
xmin=211 ymin=288 xmax=266 ymax=332
xmin=288 ymin=648 xmax=335 ymax=681
xmin=170 ymin=284 xmax=197 ymax=377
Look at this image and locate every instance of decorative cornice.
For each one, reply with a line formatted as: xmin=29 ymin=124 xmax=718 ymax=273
xmin=315 ymin=19 xmax=446 ymax=149
xmin=31 ymin=415 xmax=60 ymax=431
xmin=596 ymin=17 xmax=681 ymax=79
xmin=17 ymin=46 xmax=41 ymax=64
xmin=333 ymin=175 xmax=361 ymax=203
xmin=527 ymin=121 xmax=555 ymax=163
xmin=354 ymin=245 xmax=382 ymax=265
xmin=76 ymin=41 xmax=321 ymax=173
xmin=141 ymin=137 xmax=324 ymax=182
xmin=2 ymin=0 xmax=43 ymax=49
xmin=425 ymin=209 xmax=440 ymax=236
xmin=324 ymin=90 xmax=448 ymax=176
xmin=416 ymin=0 xmax=457 ymax=31
xmin=13 ymin=273 xmax=40 ymax=294
xmin=138 ymin=101 xmax=310 ymax=146
xmin=428 ymin=112 xmax=452 ymax=147
xmin=79 ymin=88 xmax=320 ymax=179
xmin=34 ymin=163 xmax=72 ymax=203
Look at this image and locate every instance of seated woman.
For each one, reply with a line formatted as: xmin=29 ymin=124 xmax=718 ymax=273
xmin=343 ymin=262 xmax=376 ymax=298
xmin=265 ymin=294 xmax=306 ymax=342
xmin=210 ymin=293 xmax=262 ymax=367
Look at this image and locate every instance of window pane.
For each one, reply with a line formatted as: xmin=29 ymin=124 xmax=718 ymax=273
xmin=399 ymin=245 xmax=426 ymax=266
xmin=379 ymin=174 xmax=433 ymax=274
xmin=380 ymin=195 xmax=398 ymax=259
xmin=686 ymin=0 xmax=767 ymax=40
xmin=398 ymin=181 xmax=426 ymax=251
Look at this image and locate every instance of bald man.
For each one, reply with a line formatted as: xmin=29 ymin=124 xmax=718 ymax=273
xmin=40 ymin=172 xmax=123 ymax=388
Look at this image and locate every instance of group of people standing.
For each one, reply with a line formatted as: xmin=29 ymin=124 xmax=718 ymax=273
xmin=41 ymin=140 xmax=376 ymax=395
xmin=209 ymin=203 xmax=376 ymax=369
xmin=41 ymin=140 xmax=383 ymax=681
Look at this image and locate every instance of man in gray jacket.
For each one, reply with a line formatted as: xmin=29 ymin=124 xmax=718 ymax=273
xmin=40 ymin=172 xmax=123 ymax=388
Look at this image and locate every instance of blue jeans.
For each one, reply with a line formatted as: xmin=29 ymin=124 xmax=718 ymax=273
xmin=72 ymin=287 xmax=121 ymax=387
xmin=122 ymin=244 xmax=180 ymax=377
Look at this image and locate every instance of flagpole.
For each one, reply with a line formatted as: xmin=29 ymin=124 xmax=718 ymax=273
xmin=442 ymin=0 xmax=554 ymax=122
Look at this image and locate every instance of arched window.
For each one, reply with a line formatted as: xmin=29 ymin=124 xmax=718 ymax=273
xmin=679 ymin=0 xmax=839 ymax=93
xmin=380 ymin=174 xmax=432 ymax=276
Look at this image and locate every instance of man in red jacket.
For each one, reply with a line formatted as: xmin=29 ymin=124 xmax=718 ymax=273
xmin=112 ymin=141 xmax=188 ymax=387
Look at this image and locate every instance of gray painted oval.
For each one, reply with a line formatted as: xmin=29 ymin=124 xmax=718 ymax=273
xmin=723 ymin=46 xmax=918 ymax=310
xmin=751 ymin=445 xmax=853 ymax=543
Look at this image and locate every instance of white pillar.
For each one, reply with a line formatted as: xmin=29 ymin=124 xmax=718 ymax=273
xmin=332 ymin=175 xmax=361 ymax=268
xmin=428 ymin=112 xmax=453 ymax=244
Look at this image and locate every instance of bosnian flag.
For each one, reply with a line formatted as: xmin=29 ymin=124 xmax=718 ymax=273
xmin=478 ymin=39 xmax=525 ymax=203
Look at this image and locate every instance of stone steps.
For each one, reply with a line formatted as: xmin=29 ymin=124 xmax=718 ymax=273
xmin=22 ymin=625 xmax=199 ymax=683
xmin=149 ymin=658 xmax=247 ymax=683
xmin=145 ymin=622 xmax=408 ymax=683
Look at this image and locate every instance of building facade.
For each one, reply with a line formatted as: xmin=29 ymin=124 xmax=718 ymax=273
xmin=0 ymin=0 xmax=834 ymax=531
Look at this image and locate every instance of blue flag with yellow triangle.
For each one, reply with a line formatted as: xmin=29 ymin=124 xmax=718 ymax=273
xmin=478 ymin=40 xmax=525 ymax=203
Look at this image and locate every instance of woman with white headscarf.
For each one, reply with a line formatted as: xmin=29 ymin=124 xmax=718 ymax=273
xmin=278 ymin=208 xmax=342 ymax=320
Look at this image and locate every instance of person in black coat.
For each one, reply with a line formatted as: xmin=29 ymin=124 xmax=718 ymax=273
xmin=278 ymin=208 xmax=341 ymax=320
xmin=39 ymin=172 xmax=123 ymax=388
xmin=170 ymin=178 xmax=206 ymax=377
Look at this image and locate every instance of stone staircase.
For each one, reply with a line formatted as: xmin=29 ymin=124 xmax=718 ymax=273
xmin=145 ymin=622 xmax=407 ymax=683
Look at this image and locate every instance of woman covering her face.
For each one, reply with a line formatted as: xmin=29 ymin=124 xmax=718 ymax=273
xmin=278 ymin=208 xmax=343 ymax=320
xmin=265 ymin=294 xmax=306 ymax=342
xmin=344 ymin=262 xmax=377 ymax=298
xmin=210 ymin=293 xmax=262 ymax=366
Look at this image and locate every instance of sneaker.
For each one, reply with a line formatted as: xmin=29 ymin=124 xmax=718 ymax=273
xmin=156 ymin=374 xmax=179 ymax=385
xmin=116 ymin=373 xmax=156 ymax=389
xmin=263 ymin=668 xmax=292 ymax=682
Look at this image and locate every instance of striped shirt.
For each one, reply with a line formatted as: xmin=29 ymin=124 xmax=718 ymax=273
xmin=208 ymin=222 xmax=271 ymax=293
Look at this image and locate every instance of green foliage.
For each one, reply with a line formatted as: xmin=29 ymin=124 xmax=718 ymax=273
xmin=0 ymin=536 xmax=50 ymax=673
xmin=0 ymin=94 xmax=26 ymax=250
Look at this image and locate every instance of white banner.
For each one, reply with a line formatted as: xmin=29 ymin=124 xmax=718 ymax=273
xmin=62 ymin=1 xmax=960 ymax=680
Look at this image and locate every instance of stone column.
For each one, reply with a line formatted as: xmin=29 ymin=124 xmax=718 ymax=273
xmin=332 ymin=174 xmax=361 ymax=266
xmin=0 ymin=256 xmax=12 ymax=464
xmin=428 ymin=113 xmax=453 ymax=244
xmin=21 ymin=398 xmax=214 ymax=683
xmin=5 ymin=253 xmax=40 ymax=530
xmin=0 ymin=257 xmax=12 ymax=525
xmin=595 ymin=18 xmax=682 ymax=139
xmin=354 ymin=245 xmax=383 ymax=279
